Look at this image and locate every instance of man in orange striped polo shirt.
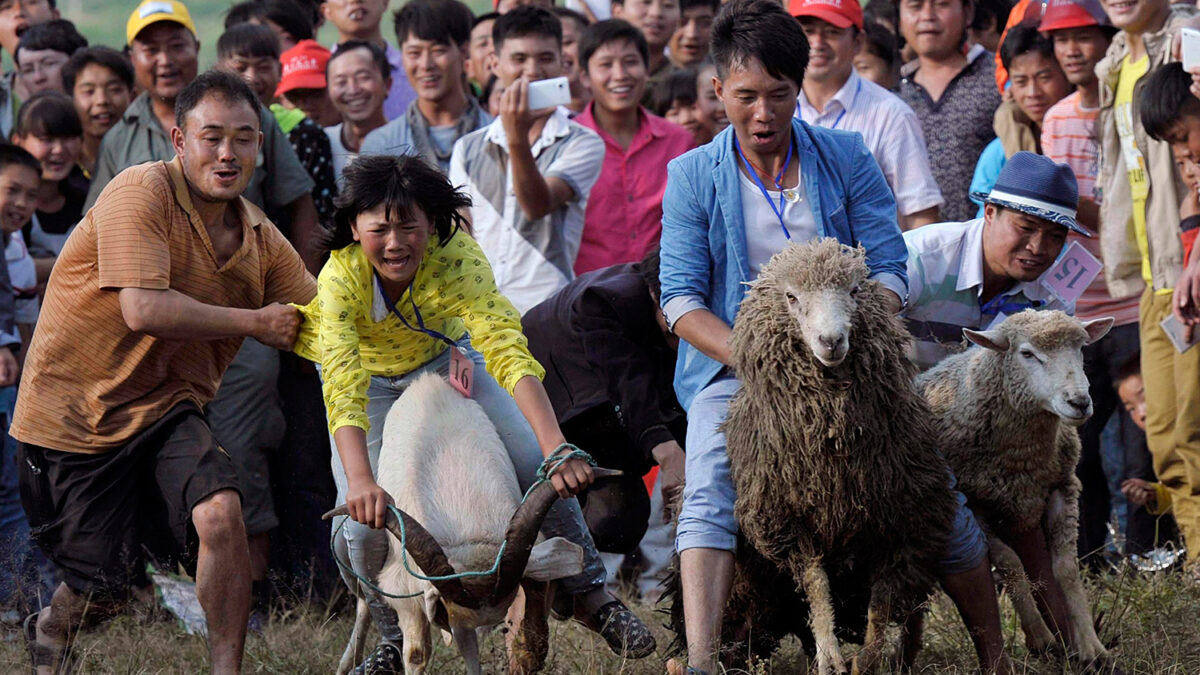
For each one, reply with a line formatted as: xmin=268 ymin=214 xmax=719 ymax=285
xmin=13 ymin=71 xmax=315 ymax=674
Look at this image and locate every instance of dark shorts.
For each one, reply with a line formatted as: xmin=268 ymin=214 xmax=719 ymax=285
xmin=17 ymin=402 xmax=241 ymax=597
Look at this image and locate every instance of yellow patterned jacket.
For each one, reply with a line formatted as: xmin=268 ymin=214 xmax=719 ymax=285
xmin=292 ymin=230 xmax=545 ymax=433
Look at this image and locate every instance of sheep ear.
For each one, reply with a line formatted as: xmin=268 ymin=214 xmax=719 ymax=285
xmin=1081 ymin=317 xmax=1114 ymax=345
xmin=963 ymin=328 xmax=1009 ymax=352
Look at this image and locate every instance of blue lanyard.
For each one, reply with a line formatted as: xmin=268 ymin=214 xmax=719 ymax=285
xmin=828 ymin=79 xmax=862 ymax=130
xmin=734 ymin=133 xmax=796 ymax=240
xmin=979 ymin=293 xmax=1044 ymax=318
xmin=374 ymin=270 xmax=459 ymax=349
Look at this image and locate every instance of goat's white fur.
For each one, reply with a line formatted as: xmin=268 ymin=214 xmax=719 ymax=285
xmin=336 ymin=373 xmax=582 ymax=675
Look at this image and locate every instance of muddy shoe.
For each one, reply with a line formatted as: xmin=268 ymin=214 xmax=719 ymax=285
xmin=575 ymin=599 xmax=656 ymax=659
xmin=24 ymin=612 xmax=75 ymax=675
xmin=352 ymin=641 xmax=403 ymax=675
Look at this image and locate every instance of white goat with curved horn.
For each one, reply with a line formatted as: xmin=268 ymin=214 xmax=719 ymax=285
xmin=323 ymin=373 xmax=619 ymax=674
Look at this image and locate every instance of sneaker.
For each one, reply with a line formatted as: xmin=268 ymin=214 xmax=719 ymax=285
xmin=353 ymin=642 xmax=403 ymax=675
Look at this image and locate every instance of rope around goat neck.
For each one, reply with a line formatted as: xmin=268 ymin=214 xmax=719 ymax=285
xmin=329 ymin=444 xmax=596 ymax=600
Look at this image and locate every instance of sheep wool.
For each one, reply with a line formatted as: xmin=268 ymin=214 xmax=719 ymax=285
xmin=679 ymin=239 xmax=958 ymax=670
xmin=915 ymin=309 xmax=1115 ymax=666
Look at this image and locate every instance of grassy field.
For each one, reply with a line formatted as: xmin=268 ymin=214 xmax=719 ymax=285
xmin=2 ymin=564 xmax=1198 ymax=673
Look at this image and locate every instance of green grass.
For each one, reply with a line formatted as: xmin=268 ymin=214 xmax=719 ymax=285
xmin=3 ymin=565 xmax=1198 ymax=673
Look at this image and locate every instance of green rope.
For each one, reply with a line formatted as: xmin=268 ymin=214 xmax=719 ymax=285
xmin=331 ymin=444 xmax=597 ymax=599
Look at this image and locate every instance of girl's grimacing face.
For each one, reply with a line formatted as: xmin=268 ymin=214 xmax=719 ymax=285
xmin=351 ymin=202 xmax=434 ymax=292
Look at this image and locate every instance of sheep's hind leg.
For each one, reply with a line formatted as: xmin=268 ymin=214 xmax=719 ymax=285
xmin=1045 ymin=488 xmax=1109 ymax=668
xmin=989 ymin=535 xmax=1058 ymax=657
xmin=797 ymin=558 xmax=847 ymax=675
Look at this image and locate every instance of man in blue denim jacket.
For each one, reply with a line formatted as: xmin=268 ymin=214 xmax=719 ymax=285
xmin=659 ymin=1 xmax=1014 ymax=673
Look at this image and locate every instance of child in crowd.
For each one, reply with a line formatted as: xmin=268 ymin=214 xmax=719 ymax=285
xmin=10 ymin=92 xmax=86 ymax=284
xmin=0 ymin=144 xmax=50 ymax=620
xmin=13 ymin=19 xmax=86 ymax=98
xmin=61 ymin=47 xmax=133 ymax=180
xmin=693 ymin=57 xmax=727 ymax=136
xmin=277 ymin=39 xmax=340 ymax=127
xmin=217 ymin=23 xmax=337 ymax=227
xmin=1136 ymin=60 xmax=1200 ymax=570
xmin=853 ymin=22 xmax=898 ymax=90
xmin=651 ymin=67 xmax=712 ymax=146
xmin=1114 ymin=355 xmax=1182 ymax=559
xmin=970 ymin=24 xmax=1070 ymax=214
xmin=291 ymin=154 xmax=654 ymax=671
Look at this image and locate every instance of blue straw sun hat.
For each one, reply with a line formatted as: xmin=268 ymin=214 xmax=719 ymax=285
xmin=970 ymin=151 xmax=1088 ymax=236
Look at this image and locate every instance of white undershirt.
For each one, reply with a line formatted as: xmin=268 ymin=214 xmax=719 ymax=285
xmin=738 ymin=168 xmax=817 ymax=276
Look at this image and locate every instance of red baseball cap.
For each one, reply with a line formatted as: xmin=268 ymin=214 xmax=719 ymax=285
xmin=276 ymin=39 xmax=331 ymax=97
xmin=1038 ymin=0 xmax=1112 ymax=33
xmin=789 ymin=0 xmax=863 ymax=30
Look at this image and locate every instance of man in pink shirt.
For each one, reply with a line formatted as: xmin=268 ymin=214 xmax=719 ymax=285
xmin=574 ymin=19 xmax=693 ymax=274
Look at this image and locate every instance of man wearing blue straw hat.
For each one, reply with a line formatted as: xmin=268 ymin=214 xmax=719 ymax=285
xmin=903 ymin=150 xmax=1090 ymax=371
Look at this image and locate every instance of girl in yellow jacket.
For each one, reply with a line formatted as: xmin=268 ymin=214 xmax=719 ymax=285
xmin=292 ymin=155 xmax=654 ymax=670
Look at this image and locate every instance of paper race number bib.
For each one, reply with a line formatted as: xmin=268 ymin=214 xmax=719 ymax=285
xmin=449 ymin=346 xmax=474 ymax=398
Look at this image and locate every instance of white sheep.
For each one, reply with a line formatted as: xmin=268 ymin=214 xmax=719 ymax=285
xmin=666 ymin=240 xmax=958 ymax=674
xmin=916 ymin=310 xmax=1115 ymax=668
xmin=325 ymin=373 xmax=608 ymax=675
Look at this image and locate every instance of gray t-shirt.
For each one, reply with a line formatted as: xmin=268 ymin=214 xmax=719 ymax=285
xmin=429 ymin=124 xmax=458 ymax=157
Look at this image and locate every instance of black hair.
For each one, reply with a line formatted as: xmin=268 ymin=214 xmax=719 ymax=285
xmin=14 ymin=19 xmax=87 ymax=66
xmin=225 ymin=0 xmax=315 ymax=42
xmin=1112 ymin=351 xmax=1141 ymax=390
xmin=999 ymin=24 xmax=1055 ymax=72
xmin=1140 ymin=62 xmax=1200 ymax=143
xmin=0 ymin=143 xmax=42 ymax=177
xmin=61 ymin=46 xmax=134 ymax=94
xmin=14 ymin=91 xmax=82 ymax=139
xmin=493 ymin=6 xmax=562 ymax=53
xmin=861 ymin=21 xmax=897 ymax=68
xmin=473 ymin=11 xmax=500 ymax=29
xmin=174 ymin=69 xmax=263 ymax=129
xmin=710 ymin=0 xmax=808 ymax=89
xmin=680 ymin=0 xmax=720 ymax=15
xmin=639 ymin=246 xmax=662 ymax=300
xmin=394 ymin=0 xmax=475 ymax=48
xmin=325 ymin=154 xmax=470 ymax=252
xmin=217 ymin=23 xmax=281 ymax=61
xmin=328 ymin=40 xmax=393 ymax=80
xmin=579 ymin=20 xmax=648 ymax=72
xmin=552 ymin=7 xmax=590 ymax=32
xmin=971 ymin=0 xmax=1013 ymax=34
xmin=650 ymin=67 xmax=698 ymax=116
xmin=863 ymin=0 xmax=897 ymax=34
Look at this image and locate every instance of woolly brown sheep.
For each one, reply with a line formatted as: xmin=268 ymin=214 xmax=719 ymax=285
xmin=670 ymin=239 xmax=958 ymax=674
xmin=916 ymin=310 xmax=1115 ymax=669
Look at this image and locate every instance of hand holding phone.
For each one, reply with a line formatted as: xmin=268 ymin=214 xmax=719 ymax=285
xmin=526 ymin=76 xmax=571 ymax=111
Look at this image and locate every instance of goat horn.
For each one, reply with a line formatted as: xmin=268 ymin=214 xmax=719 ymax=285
xmin=380 ymin=507 xmax=489 ymax=609
xmin=321 ymin=503 xmax=485 ymax=609
xmin=488 ymin=480 xmax=562 ymax=604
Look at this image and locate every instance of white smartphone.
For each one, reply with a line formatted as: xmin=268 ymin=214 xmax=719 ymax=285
xmin=1183 ymin=27 xmax=1200 ymax=71
xmin=526 ymin=76 xmax=571 ymax=110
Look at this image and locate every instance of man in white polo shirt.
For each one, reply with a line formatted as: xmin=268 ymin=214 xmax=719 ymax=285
xmin=790 ymin=0 xmax=944 ymax=231
xmin=904 ymin=151 xmax=1088 ymax=370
